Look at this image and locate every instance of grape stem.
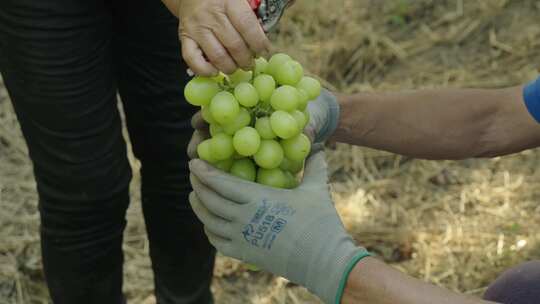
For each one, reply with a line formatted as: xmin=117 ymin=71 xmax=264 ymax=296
xmin=251 ymin=103 xmax=273 ymax=118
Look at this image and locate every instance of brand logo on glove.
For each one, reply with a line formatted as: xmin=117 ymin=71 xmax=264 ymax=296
xmin=242 ymin=199 xmax=294 ymax=250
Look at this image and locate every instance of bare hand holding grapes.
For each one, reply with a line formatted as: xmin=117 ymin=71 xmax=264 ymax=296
xmin=162 ymin=0 xmax=270 ymax=76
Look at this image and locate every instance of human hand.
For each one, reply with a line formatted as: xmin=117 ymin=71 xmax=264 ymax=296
xmin=189 ymin=151 xmax=369 ymax=303
xmin=162 ymin=0 xmax=270 ymax=76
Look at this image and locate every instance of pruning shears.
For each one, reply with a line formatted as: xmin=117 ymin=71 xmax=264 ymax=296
xmin=248 ymin=0 xmax=294 ymax=32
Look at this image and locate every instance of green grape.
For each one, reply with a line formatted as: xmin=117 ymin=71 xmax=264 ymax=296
xmin=291 ymin=110 xmax=308 ymax=130
xmin=253 ymin=140 xmax=284 ymax=169
xmin=254 ymin=57 xmax=268 ymax=76
xmin=213 ymin=158 xmax=233 ymax=172
xmin=297 ymin=76 xmax=321 ymax=100
xmin=267 ymin=53 xmax=292 ymax=78
xmin=270 ymin=85 xmax=299 ymax=112
xmin=222 ymin=108 xmax=251 ymax=135
xmin=197 ymin=139 xmax=215 ymax=162
xmin=280 ymin=157 xmax=304 ymax=174
xmin=234 ymin=83 xmax=259 ymax=108
xmin=297 ymin=89 xmax=310 ymax=111
xmin=210 ymin=91 xmax=240 ymax=125
xmin=253 ymin=74 xmax=276 ymax=102
xmin=209 ymin=133 xmax=235 ymax=161
xmin=255 ymin=117 xmax=277 ymax=139
xmin=230 ymin=158 xmax=257 ymax=182
xmin=275 ymin=60 xmax=304 ymax=86
xmin=257 ymin=168 xmax=287 ymax=188
xmin=201 ymin=106 xmax=217 ymax=124
xmin=184 ymin=76 xmax=220 ymax=106
xmin=284 ymin=171 xmax=299 ymax=189
xmin=209 ymin=124 xmax=224 ymax=136
xmin=233 ymin=127 xmax=261 ymax=156
xmin=281 ymin=133 xmax=311 ymax=161
xmin=212 ymin=72 xmax=226 ymax=83
xmin=270 ymin=110 xmax=300 ymax=139
xmin=228 ymin=69 xmax=253 ymax=87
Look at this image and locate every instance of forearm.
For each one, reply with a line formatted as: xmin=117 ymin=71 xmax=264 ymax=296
xmin=342 ymin=257 xmax=498 ymax=304
xmin=332 ymin=86 xmax=540 ymax=159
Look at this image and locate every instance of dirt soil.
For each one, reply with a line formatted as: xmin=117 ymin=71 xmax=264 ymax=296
xmin=1 ymin=0 xmax=540 ymax=303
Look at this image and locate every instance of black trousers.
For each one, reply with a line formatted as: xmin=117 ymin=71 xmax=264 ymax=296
xmin=0 ymin=1 xmax=215 ymax=303
xmin=484 ymin=260 xmax=540 ymax=304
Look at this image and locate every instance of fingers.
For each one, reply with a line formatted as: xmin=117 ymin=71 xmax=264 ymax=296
xmin=204 ymin=227 xmax=235 ymax=257
xmin=179 ymin=0 xmax=270 ymax=77
xmin=213 ymin=15 xmax=254 ymax=70
xmin=191 ymin=111 xmax=208 ymax=130
xmin=309 ymin=142 xmax=325 ymax=155
xmin=189 ymin=158 xmax=266 ymax=204
xmin=226 ymin=0 xmax=270 ymax=55
xmin=181 ymin=36 xmax=218 ymax=76
xmin=190 ymin=191 xmax=236 ymax=256
xmin=187 ymin=130 xmax=209 ymax=159
xmin=197 ymin=30 xmax=237 ymax=74
xmin=300 ymin=151 xmax=329 ymax=187
xmin=190 ymin=174 xmax=240 ymax=221
xmin=303 ymin=125 xmax=317 ymax=144
xmin=189 ymin=192 xmax=232 ymax=239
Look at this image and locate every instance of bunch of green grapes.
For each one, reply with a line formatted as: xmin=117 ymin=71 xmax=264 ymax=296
xmin=184 ymin=53 xmax=321 ymax=189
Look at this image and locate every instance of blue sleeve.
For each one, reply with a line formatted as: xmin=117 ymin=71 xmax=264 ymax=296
xmin=524 ymin=76 xmax=540 ymax=123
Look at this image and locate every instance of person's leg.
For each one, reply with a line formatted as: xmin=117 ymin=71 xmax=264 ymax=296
xmin=111 ymin=2 xmax=215 ymax=303
xmin=483 ymin=260 xmax=540 ymax=304
xmin=0 ymin=1 xmax=130 ymax=303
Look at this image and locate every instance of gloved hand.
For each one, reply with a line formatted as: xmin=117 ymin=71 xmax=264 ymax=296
xmin=187 ymin=88 xmax=341 ymax=159
xmin=189 ymin=151 xmax=369 ymax=304
xmin=187 ymin=111 xmax=208 ymax=159
xmin=304 ymin=88 xmax=340 ymax=147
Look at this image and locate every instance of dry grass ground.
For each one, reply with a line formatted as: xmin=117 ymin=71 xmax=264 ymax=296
xmin=1 ymin=0 xmax=540 ymax=303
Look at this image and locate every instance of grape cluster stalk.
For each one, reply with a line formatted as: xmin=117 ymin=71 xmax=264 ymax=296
xmin=185 ymin=53 xmax=321 ymax=189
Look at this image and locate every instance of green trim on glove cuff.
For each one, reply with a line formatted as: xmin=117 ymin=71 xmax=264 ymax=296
xmin=334 ymin=250 xmax=372 ymax=304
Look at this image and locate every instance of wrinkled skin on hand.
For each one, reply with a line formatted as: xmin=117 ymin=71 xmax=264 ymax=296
xmin=162 ymin=0 xmax=270 ymax=76
xmin=187 ymin=111 xmax=209 ymax=159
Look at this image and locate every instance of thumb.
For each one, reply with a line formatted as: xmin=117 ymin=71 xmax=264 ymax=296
xmin=187 ymin=130 xmax=209 ymax=159
xmin=307 ymin=89 xmax=340 ymax=144
xmin=191 ymin=110 xmax=208 ymax=130
xmin=300 ymin=151 xmax=329 ymax=188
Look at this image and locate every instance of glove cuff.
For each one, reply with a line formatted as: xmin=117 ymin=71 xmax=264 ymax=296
xmin=306 ymin=231 xmax=369 ymax=304
xmin=313 ymin=89 xmax=340 ymax=144
xmin=333 ymin=250 xmax=371 ymax=304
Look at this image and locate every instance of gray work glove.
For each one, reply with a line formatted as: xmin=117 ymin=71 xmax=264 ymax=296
xmin=187 ymin=112 xmax=208 ymax=159
xmin=304 ymin=89 xmax=340 ymax=146
xmin=189 ymin=151 xmax=369 ymax=304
